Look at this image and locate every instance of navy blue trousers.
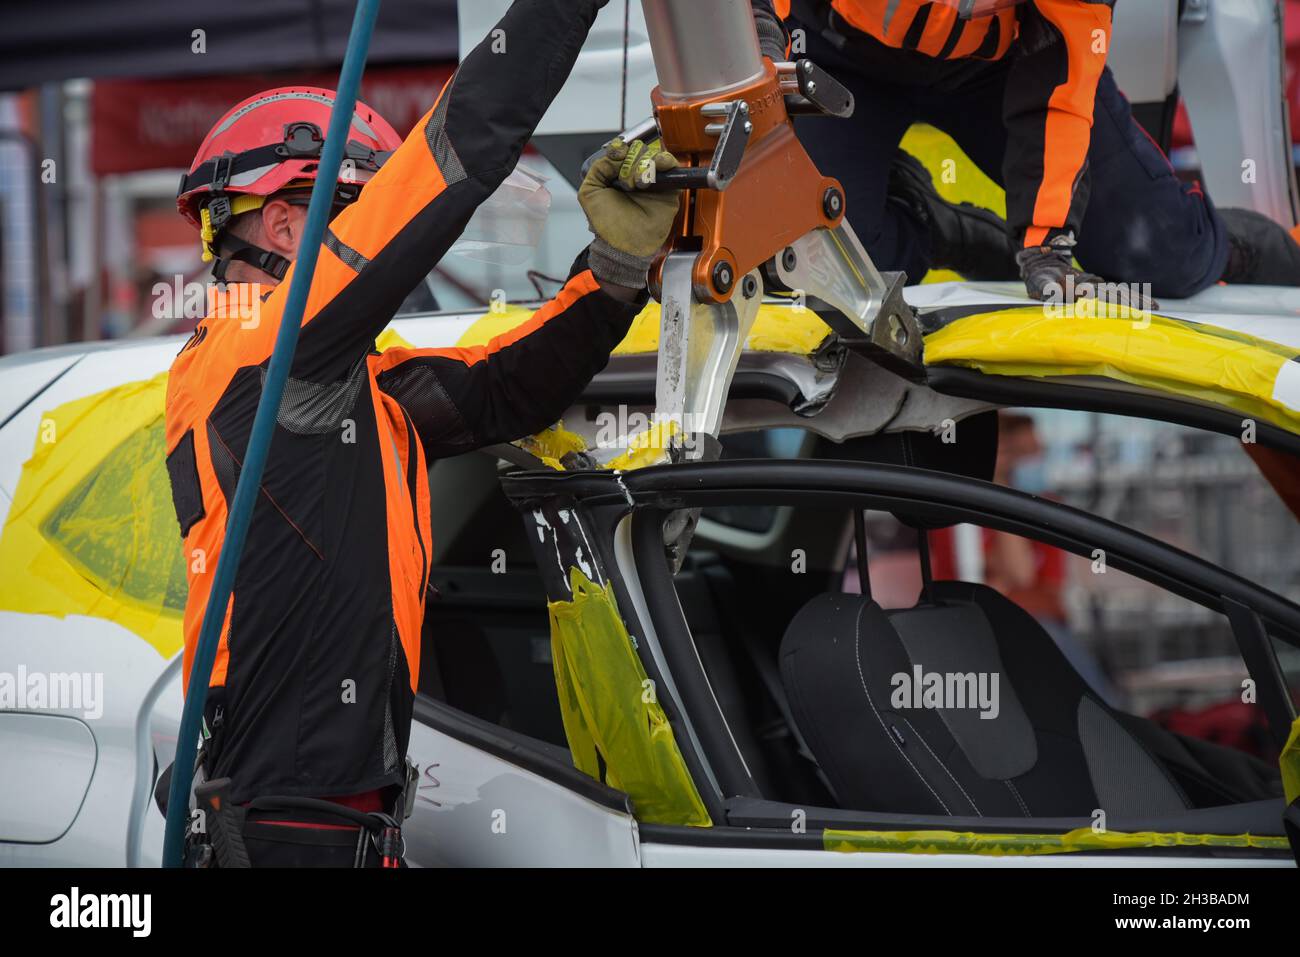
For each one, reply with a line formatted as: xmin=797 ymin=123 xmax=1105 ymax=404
xmin=792 ymin=20 xmax=1229 ymax=298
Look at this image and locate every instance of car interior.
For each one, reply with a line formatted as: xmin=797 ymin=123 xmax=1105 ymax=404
xmin=414 ymin=417 xmax=1293 ymax=840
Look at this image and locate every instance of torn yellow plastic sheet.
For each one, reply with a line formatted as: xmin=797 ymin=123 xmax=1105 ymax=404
xmin=0 ymin=372 xmax=185 ymax=657
xmin=1282 ymin=715 xmax=1300 ymax=806
xmin=515 ymin=412 xmax=683 ymax=473
xmin=548 ymin=567 xmax=711 ymax=827
xmin=825 ymin=826 xmax=1291 ymax=856
xmin=602 ymin=417 xmax=681 ymax=472
xmin=0 ymin=330 xmax=417 ymax=656
xmin=514 ymin=422 xmax=591 ymax=471
xmin=925 ymin=307 xmax=1300 ymax=436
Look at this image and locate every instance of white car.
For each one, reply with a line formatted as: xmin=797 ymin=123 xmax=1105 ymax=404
xmin=1 ymin=280 xmax=1298 ymax=867
xmin=3 ymin=0 xmax=1298 ymax=869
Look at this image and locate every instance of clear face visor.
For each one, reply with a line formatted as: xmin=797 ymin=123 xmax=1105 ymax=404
xmin=448 ymin=164 xmax=552 ymax=265
xmin=932 ymin=0 xmax=1030 ymax=19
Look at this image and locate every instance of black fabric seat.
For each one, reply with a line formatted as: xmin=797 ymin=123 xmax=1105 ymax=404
xmin=780 ymin=579 xmax=1282 ymax=818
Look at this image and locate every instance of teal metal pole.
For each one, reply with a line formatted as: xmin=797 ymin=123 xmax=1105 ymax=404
xmin=162 ymin=0 xmax=383 ymax=868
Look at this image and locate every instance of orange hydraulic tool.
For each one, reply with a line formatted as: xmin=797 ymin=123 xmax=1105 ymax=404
xmin=649 ymin=55 xmax=848 ymax=306
xmin=627 ymin=0 xmax=923 ymax=466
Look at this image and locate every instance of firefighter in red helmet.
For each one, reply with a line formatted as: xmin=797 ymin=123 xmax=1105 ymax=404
xmin=163 ymin=0 xmax=680 ymax=866
xmin=176 ymin=87 xmax=404 ymax=284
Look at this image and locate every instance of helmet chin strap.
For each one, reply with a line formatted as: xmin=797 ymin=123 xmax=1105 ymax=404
xmin=206 ymin=189 xmax=355 ymax=284
xmin=211 ymin=233 xmax=292 ymax=284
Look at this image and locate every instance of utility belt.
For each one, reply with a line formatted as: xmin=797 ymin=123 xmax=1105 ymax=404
xmin=183 ymin=760 xmax=419 ymax=869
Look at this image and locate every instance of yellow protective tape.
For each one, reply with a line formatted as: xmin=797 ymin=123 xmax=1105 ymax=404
xmin=451 ymin=303 xmax=540 ymax=348
xmin=0 ymin=373 xmax=185 ymax=657
xmin=602 ymin=417 xmax=680 ymax=472
xmin=514 ymin=422 xmax=590 ymax=471
xmin=456 ymin=298 xmax=832 ymax=471
xmin=924 ymin=306 xmax=1300 ymax=435
xmin=451 ymin=301 xmax=832 ymax=358
xmin=0 ymin=325 xmax=418 ymax=655
xmin=612 ymin=301 xmax=832 ymax=357
xmin=548 ymin=567 xmax=711 ymax=827
xmin=374 ymin=326 xmax=416 ymax=353
xmin=1282 ymin=716 xmax=1300 ymax=805
xmin=825 ymin=827 xmax=1291 ymax=856
xmin=512 ymin=401 xmax=683 ymax=472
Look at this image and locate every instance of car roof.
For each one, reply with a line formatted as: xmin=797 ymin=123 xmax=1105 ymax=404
xmin=3 ymin=282 xmax=1298 ymax=455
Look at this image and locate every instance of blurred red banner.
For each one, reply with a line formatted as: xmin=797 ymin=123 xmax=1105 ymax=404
xmin=91 ymin=63 xmax=454 ymax=176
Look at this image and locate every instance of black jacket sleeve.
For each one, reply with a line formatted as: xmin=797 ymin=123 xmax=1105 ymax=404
xmin=374 ymin=251 xmax=645 ymax=458
xmin=286 ymin=0 xmax=612 ymax=384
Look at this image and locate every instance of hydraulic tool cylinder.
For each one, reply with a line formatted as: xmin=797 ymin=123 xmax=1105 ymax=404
xmin=642 ymin=0 xmax=766 ymax=99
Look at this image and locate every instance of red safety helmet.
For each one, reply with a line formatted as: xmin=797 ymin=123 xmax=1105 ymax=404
xmin=177 ymin=86 xmax=403 ymax=281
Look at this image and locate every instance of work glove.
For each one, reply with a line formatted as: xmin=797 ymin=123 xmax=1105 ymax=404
xmin=1016 ymin=238 xmax=1158 ymax=312
xmin=754 ymin=9 xmax=789 ymax=62
xmin=579 ymin=138 xmax=682 ymax=289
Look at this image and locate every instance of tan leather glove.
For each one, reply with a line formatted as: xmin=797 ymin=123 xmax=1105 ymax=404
xmin=578 ymin=138 xmax=681 ymax=289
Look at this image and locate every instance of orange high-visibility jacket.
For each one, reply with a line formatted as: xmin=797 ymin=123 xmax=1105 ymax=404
xmin=762 ymin=0 xmax=1116 ymax=248
xmin=164 ymin=0 xmax=636 ymax=804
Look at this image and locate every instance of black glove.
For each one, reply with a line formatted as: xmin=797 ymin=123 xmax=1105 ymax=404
xmin=1016 ymin=241 xmax=1158 ymax=311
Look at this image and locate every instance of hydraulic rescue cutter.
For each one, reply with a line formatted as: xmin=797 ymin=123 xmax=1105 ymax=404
xmin=633 ymin=0 xmax=925 ymax=467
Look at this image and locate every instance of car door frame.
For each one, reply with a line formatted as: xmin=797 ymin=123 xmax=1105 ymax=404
xmin=503 ymin=458 xmax=1300 ymax=866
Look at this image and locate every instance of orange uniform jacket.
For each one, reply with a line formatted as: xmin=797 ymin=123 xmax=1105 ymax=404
xmin=763 ymin=0 xmax=1116 ymax=247
xmin=164 ymin=0 xmax=636 ymax=803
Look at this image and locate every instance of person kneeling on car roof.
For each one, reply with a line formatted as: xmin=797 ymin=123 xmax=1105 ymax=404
xmin=751 ymin=0 xmax=1300 ymax=302
xmin=162 ymin=0 xmax=681 ymax=867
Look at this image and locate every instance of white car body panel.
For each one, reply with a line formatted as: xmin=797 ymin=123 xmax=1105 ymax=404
xmin=908 ymin=281 xmax=1300 ymax=351
xmin=1179 ymin=0 xmax=1300 ymax=224
xmin=401 ymin=721 xmax=641 ymax=867
xmin=1108 ymin=0 xmax=1179 ymax=105
xmin=0 ymin=353 xmax=82 ymax=434
xmin=0 ymin=713 xmax=96 ymax=844
xmin=132 ymin=687 xmax=643 ymax=868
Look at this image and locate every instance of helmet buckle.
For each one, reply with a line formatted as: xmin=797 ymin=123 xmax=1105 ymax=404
xmin=210 ymin=155 xmax=235 ymax=192
xmin=207 ymin=195 xmax=233 ymax=231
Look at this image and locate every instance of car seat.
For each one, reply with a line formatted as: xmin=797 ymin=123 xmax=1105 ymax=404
xmin=780 ymin=416 xmax=1282 ymax=817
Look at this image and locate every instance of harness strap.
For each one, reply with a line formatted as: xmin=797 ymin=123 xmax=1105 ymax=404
xmin=211 ymin=233 xmax=292 ymax=283
xmin=179 ymin=127 xmax=390 ymax=198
